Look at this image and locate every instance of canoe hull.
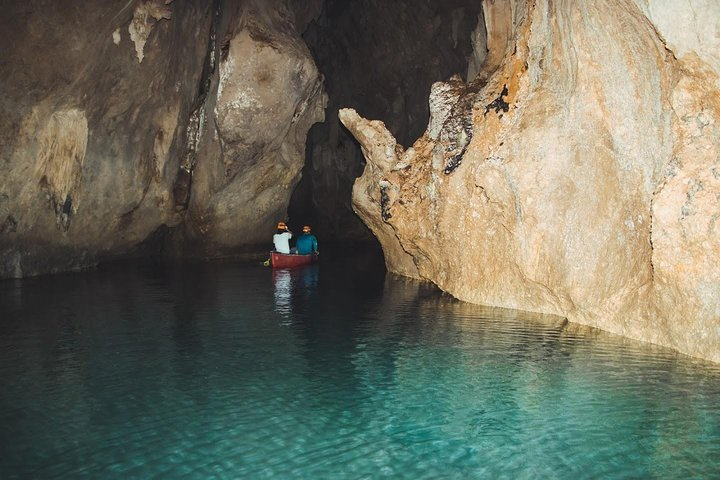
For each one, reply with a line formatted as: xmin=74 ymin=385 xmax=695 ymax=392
xmin=270 ymin=252 xmax=318 ymax=268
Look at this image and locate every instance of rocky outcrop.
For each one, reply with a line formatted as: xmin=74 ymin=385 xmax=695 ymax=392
xmin=175 ymin=0 xmax=326 ymax=254
xmin=0 ymin=0 xmax=326 ymax=276
xmin=642 ymin=0 xmax=720 ymax=361
xmin=341 ymin=1 xmax=720 ymax=362
xmin=293 ymin=0 xmax=483 ymax=240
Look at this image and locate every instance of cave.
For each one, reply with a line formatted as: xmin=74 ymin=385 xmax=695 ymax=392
xmin=1 ymin=1 xmax=720 ymax=476
xmin=0 ymin=0 xmax=488 ymax=265
xmin=1 ymin=0 xmax=720 ymax=360
xmin=1 ymin=0 xmax=719 ymax=358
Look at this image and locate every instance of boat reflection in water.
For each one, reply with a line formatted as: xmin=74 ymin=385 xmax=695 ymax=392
xmin=272 ymin=265 xmax=319 ymax=322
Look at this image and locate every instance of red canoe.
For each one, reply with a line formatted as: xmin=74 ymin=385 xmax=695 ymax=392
xmin=270 ymin=252 xmax=319 ymax=268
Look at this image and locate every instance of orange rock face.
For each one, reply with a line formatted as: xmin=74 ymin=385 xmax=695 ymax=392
xmin=341 ymin=1 xmax=720 ymax=362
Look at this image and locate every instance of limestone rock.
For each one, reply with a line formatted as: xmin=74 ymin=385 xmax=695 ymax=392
xmin=35 ymin=109 xmax=89 ymax=231
xmin=296 ymin=0 xmax=483 ymax=240
xmin=178 ymin=0 xmax=327 ymax=254
xmin=341 ymin=1 xmax=720 ymax=362
xmin=651 ymin=62 xmax=720 ymax=360
xmin=0 ymin=0 xmax=326 ymax=275
xmin=129 ymin=0 xmax=174 ymax=63
xmin=339 ymin=108 xmax=419 ymax=279
xmin=633 ymin=0 xmax=720 ymax=86
xmin=0 ymin=1 xmax=215 ymax=277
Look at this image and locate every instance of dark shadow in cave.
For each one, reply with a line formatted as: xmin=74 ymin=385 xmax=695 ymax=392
xmin=287 ymin=0 xmax=485 ymax=244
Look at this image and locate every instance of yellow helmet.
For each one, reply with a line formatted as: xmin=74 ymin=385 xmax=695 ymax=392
xmin=277 ymin=221 xmax=287 ymax=230
xmin=302 ymin=225 xmax=311 ymax=233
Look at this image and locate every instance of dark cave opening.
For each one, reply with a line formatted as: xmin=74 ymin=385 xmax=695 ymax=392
xmin=287 ymin=0 xmax=486 ymax=243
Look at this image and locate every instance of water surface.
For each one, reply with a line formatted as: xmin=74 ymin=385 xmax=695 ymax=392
xmin=1 ymin=253 xmax=719 ymax=479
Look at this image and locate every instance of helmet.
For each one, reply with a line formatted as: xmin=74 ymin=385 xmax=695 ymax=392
xmin=277 ymin=221 xmax=287 ymax=230
xmin=302 ymin=225 xmax=311 ymax=233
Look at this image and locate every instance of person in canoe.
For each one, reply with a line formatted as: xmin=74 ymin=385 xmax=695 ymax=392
xmin=273 ymin=221 xmax=293 ymax=254
xmin=295 ymin=225 xmax=319 ymax=255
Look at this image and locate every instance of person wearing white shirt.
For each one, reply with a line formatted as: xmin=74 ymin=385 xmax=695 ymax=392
xmin=272 ymin=221 xmax=293 ymax=254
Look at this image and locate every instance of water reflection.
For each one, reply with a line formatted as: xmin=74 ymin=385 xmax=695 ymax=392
xmin=272 ymin=269 xmax=292 ymax=318
xmin=271 ymin=265 xmax=319 ymax=322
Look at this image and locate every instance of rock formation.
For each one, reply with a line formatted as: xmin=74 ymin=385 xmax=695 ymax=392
xmin=340 ymin=0 xmax=720 ymax=362
xmin=1 ymin=0 xmax=716 ymax=362
xmin=0 ymin=0 xmax=326 ymax=276
xmin=174 ymin=0 xmax=326 ymax=255
xmin=293 ymin=0 xmax=483 ymax=240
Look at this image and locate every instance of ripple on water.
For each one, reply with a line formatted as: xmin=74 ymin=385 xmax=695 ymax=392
xmin=0 ymin=260 xmax=719 ymax=479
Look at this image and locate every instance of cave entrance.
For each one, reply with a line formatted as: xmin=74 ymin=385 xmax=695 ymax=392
xmin=287 ymin=0 xmax=486 ymax=244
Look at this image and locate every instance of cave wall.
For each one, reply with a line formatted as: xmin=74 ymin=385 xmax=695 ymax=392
xmin=0 ymin=0 xmax=326 ymax=276
xmin=341 ymin=0 xmax=720 ymax=362
xmin=0 ymin=0 xmax=215 ymax=277
xmin=171 ymin=0 xmax=326 ymax=255
xmin=294 ymin=0 xmax=483 ymax=241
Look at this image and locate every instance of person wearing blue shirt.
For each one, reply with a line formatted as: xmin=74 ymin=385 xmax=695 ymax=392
xmin=295 ymin=225 xmax=318 ymax=255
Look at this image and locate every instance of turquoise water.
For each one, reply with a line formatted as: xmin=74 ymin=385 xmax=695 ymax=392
xmin=1 ymin=253 xmax=719 ymax=479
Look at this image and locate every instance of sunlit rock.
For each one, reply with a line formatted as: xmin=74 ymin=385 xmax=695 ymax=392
xmin=341 ymin=1 xmax=720 ymax=362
